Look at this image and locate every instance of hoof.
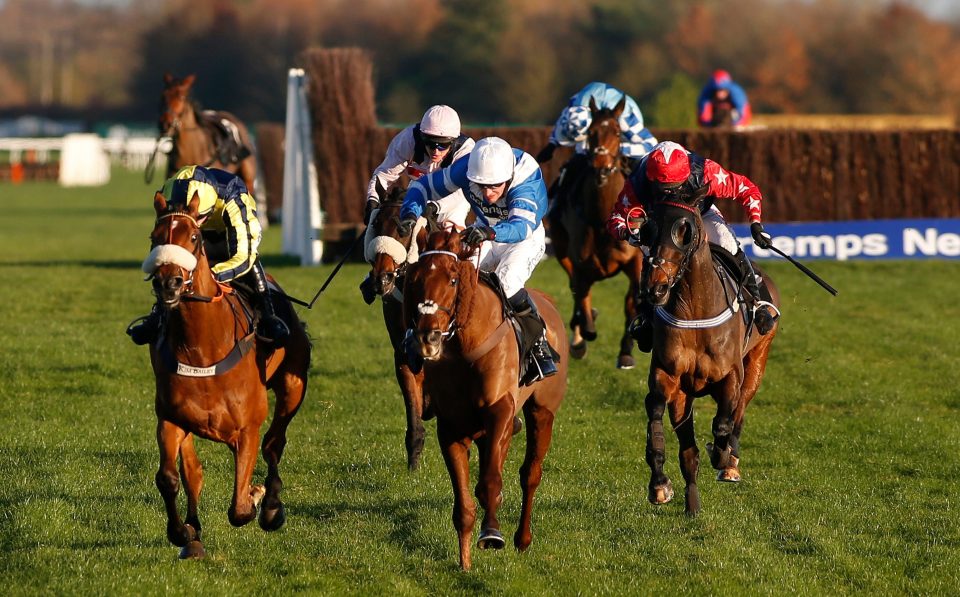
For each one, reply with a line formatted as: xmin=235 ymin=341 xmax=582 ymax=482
xmin=512 ymin=416 xmax=523 ymax=436
xmin=168 ymin=522 xmax=198 ymax=547
xmin=570 ymin=340 xmax=587 ymax=360
xmin=477 ymin=528 xmax=505 ymax=550
xmin=706 ymin=442 xmax=733 ymax=470
xmin=716 ymin=456 xmax=741 ymax=482
xmin=648 ymin=481 xmax=674 ymax=505
xmin=617 ymin=354 xmax=635 ymax=370
xmin=258 ymin=501 xmax=287 ymax=531
xmin=179 ymin=540 xmax=206 ymax=560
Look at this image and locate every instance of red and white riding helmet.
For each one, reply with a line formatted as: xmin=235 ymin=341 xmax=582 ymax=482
xmin=645 ymin=141 xmax=690 ymax=186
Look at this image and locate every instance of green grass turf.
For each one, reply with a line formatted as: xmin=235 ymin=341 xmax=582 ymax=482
xmin=0 ymin=170 xmax=958 ymax=595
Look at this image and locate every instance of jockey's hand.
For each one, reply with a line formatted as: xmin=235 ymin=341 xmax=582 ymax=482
xmin=751 ymin=222 xmax=773 ymax=249
xmin=463 ymin=226 xmax=496 ymax=247
xmin=424 ymin=201 xmax=440 ymax=221
xmin=396 ymin=216 xmax=417 ymax=238
xmin=536 ymin=143 xmax=557 ymax=163
xmin=364 ymin=199 xmax=379 ymax=225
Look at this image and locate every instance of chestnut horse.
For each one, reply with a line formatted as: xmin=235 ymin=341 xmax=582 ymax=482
xmin=403 ymin=229 xmax=568 ymax=570
xmin=144 ymin=192 xmax=310 ymax=558
xmin=364 ymin=184 xmax=435 ymax=470
xmin=548 ymin=97 xmax=645 ymax=369
xmin=639 ymin=198 xmax=779 ymax=515
xmin=157 ymin=73 xmax=257 ymax=195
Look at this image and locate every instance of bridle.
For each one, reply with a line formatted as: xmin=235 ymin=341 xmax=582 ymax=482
xmin=150 ymin=211 xmax=223 ymax=303
xmin=588 ymin=117 xmax=622 ymax=187
xmin=644 ymin=200 xmax=704 ymax=294
xmin=411 ymin=249 xmax=461 ymax=342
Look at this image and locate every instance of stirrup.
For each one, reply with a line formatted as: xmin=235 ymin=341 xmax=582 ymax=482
xmin=752 ymin=300 xmax=780 ymax=335
xmin=126 ymin=312 xmax=161 ymax=346
xmin=257 ymin=316 xmax=290 ymax=345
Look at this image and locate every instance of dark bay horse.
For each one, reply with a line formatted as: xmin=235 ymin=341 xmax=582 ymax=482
xmin=364 ymin=184 xmax=435 ymax=470
xmin=639 ymin=198 xmax=779 ymax=515
xmin=548 ymin=97 xmax=645 ymax=369
xmin=158 ymin=73 xmax=257 ymax=194
xmin=403 ymin=229 xmax=568 ymax=570
xmin=144 ymin=192 xmax=310 ymax=558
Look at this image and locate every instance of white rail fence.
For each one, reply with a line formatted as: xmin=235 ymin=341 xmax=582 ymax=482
xmin=0 ymin=135 xmax=167 ymax=171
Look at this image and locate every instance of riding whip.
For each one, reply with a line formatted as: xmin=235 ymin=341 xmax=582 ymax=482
xmin=281 ymin=227 xmax=368 ymax=309
xmin=766 ymin=245 xmax=839 ymax=296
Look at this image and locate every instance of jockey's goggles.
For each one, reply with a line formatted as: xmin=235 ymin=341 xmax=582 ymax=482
xmin=424 ymin=138 xmax=453 ymax=151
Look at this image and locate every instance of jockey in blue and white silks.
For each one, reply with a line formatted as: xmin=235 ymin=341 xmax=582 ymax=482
xmin=400 ymin=138 xmax=548 ymax=298
xmin=398 ymin=136 xmax=557 ymax=384
xmin=544 ymin=82 xmax=658 ymax=160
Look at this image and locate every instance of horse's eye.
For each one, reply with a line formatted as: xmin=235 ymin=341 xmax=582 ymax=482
xmin=191 ymin=234 xmax=198 ymax=243
xmin=451 ymin=278 xmax=458 ymax=287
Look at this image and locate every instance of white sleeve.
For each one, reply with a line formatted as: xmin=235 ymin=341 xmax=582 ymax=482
xmin=366 ymin=127 xmax=416 ymax=202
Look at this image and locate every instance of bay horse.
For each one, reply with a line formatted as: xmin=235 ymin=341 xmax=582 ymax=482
xmin=364 ymin=183 xmax=435 ymax=470
xmin=403 ymin=229 xmax=568 ymax=570
xmin=144 ymin=191 xmax=310 ymax=558
xmin=157 ymin=73 xmax=257 ymax=195
xmin=639 ymin=197 xmax=779 ymax=515
xmin=548 ymin=96 xmax=645 ymax=369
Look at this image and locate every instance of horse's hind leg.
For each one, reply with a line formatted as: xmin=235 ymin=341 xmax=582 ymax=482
xmin=720 ymin=338 xmax=775 ymax=482
xmin=617 ymin=266 xmax=643 ymax=370
xmin=156 ymin=420 xmax=201 ymax=553
xmin=260 ymin=370 xmax=307 ymax=531
xmin=438 ymin=422 xmax=476 ymax=570
xmin=515 ymin=400 xmax=556 ymax=551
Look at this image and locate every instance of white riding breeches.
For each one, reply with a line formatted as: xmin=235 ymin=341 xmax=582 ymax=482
xmin=703 ymin=205 xmax=740 ymax=254
xmin=471 ymin=225 xmax=546 ymax=298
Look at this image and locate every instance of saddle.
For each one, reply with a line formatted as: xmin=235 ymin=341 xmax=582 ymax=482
xmin=477 ymin=271 xmax=559 ymax=382
xmin=200 ymin=110 xmax=252 ymax=165
xmin=708 ymin=243 xmax=775 ymax=329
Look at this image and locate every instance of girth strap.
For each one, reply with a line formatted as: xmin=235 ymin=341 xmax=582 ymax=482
xmin=462 ymin=317 xmax=512 ymax=363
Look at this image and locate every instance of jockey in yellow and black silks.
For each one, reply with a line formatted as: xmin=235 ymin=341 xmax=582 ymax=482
xmin=127 ymin=165 xmax=290 ymax=346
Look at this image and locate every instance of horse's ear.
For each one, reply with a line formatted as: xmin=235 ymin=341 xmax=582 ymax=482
xmin=187 ymin=191 xmax=201 ymax=218
xmin=588 ymin=96 xmax=599 ymax=114
xmin=163 ymin=72 xmax=174 ymax=86
xmin=154 ymin=191 xmax=167 ymax=215
xmin=613 ymin=96 xmax=626 ymax=118
xmin=374 ymin=177 xmax=387 ymax=201
xmin=183 ymin=74 xmax=196 ymax=88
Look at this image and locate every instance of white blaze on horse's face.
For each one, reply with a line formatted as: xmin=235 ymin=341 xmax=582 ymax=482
xmin=418 ymin=300 xmax=440 ymax=315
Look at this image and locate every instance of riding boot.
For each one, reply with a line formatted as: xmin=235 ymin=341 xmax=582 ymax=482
xmin=509 ymin=289 xmax=558 ymax=386
xmin=247 ymin=261 xmax=290 ymax=345
xmin=628 ymin=300 xmax=655 ymax=353
xmin=126 ymin=306 xmax=163 ymax=346
xmin=359 ymin=273 xmax=376 ymax=305
xmin=735 ymin=250 xmax=776 ymax=335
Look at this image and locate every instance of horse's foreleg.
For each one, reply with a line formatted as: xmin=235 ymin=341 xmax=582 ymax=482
xmin=438 ymin=422 xmax=475 ymax=571
xmin=515 ymin=401 xmax=556 ymax=552
xmin=177 ymin=434 xmax=206 ymax=559
xmin=156 ymin=420 xmax=197 ymax=549
xmin=706 ymin=376 xmax=740 ymax=482
xmin=644 ymin=390 xmax=673 ymax=505
xmin=228 ymin=428 xmax=263 ymax=528
xmin=573 ymin=276 xmax=598 ymax=342
xmin=669 ymin=398 xmax=700 ymax=515
xmin=395 ymin=356 xmax=426 ymax=471
xmin=260 ymin=371 xmax=307 ymax=531
xmin=475 ymin=398 xmax=513 ymax=552
xmin=720 ymin=338 xmax=774 ymax=482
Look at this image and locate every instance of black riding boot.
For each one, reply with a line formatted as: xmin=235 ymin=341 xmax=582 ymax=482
xmin=126 ymin=306 xmax=163 ymax=346
xmin=359 ymin=273 xmax=376 ymax=305
xmin=628 ymin=300 xmax=655 ymax=353
xmin=509 ymin=289 xmax=558 ymax=386
xmin=735 ymin=250 xmax=777 ymax=335
xmin=246 ymin=262 xmax=290 ymax=345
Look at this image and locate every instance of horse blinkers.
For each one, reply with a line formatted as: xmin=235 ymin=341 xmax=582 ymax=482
xmin=642 ymin=205 xmax=700 ymax=305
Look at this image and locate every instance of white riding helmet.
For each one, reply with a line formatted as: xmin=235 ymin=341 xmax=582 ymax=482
xmin=559 ymin=105 xmax=592 ymax=142
xmin=466 ymin=137 xmax=515 ymax=185
xmin=420 ymin=105 xmax=461 ymax=140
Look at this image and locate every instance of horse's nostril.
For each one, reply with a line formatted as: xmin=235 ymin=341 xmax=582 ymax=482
xmin=426 ymin=330 xmax=442 ymax=345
